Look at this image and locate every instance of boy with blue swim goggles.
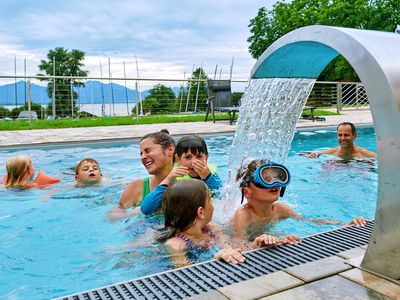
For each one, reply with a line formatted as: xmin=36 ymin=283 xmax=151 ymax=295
xmin=239 ymin=161 xmax=290 ymax=203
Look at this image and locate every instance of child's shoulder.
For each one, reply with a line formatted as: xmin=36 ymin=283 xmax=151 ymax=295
xmin=165 ymin=236 xmax=187 ymax=251
xmin=274 ymin=202 xmax=297 ymax=217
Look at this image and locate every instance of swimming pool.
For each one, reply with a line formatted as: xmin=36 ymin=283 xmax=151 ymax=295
xmin=0 ymin=127 xmax=377 ymax=299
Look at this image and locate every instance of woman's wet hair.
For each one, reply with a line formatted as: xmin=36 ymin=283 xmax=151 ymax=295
xmin=140 ymin=129 xmax=176 ymax=149
xmin=236 ymin=159 xmax=266 ymax=188
xmin=157 ymin=179 xmax=208 ymax=242
xmin=5 ymin=155 xmax=32 ymax=188
xmin=175 ymin=135 xmax=208 ymax=157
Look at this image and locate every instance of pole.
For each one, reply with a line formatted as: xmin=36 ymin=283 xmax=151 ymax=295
xmin=123 ymin=61 xmax=129 ymax=116
xmin=70 ymin=81 xmax=74 ymax=117
xmin=194 ymin=64 xmax=203 ymax=112
xmin=14 ymin=56 xmax=17 ymax=109
xmin=52 ymin=56 xmax=56 ymax=117
xmin=213 ymin=64 xmax=218 ymax=80
xmin=179 ymin=72 xmax=186 ymax=113
xmin=135 ymin=81 xmax=139 ymax=122
xmin=108 ymin=57 xmax=115 ymax=116
xmin=99 ymin=60 xmax=105 ymax=116
xmin=229 ymin=56 xmax=234 ymax=80
xmin=24 ymin=58 xmax=27 ymax=108
xmin=185 ymin=64 xmax=195 ymax=112
xmin=27 ymin=79 xmax=31 ymax=124
xmin=135 ymin=54 xmax=143 ymax=115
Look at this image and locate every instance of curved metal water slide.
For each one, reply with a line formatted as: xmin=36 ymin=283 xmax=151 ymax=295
xmin=250 ymin=25 xmax=400 ymax=280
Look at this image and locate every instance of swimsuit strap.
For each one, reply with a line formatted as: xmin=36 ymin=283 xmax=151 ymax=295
xmin=175 ymin=233 xmax=195 ymax=248
xmin=141 ymin=177 xmax=151 ymax=200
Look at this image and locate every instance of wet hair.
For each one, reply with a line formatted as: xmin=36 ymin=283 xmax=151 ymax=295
xmin=75 ymin=158 xmax=101 ymax=175
xmin=5 ymin=155 xmax=32 ymax=188
xmin=236 ymin=159 xmax=265 ymax=188
xmin=140 ymin=129 xmax=176 ymax=149
xmin=157 ymin=179 xmax=208 ymax=242
xmin=337 ymin=122 xmax=356 ymax=135
xmin=175 ymin=135 xmax=208 ymax=157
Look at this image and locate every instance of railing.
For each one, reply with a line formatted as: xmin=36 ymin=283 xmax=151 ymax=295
xmin=0 ymin=75 xmax=369 ymax=119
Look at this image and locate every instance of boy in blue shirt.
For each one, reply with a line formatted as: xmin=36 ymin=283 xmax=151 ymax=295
xmin=141 ymin=135 xmax=222 ymax=215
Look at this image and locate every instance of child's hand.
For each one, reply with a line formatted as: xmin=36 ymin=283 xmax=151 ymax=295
xmin=303 ymin=152 xmax=321 ymax=158
xmin=347 ymin=216 xmax=368 ymax=226
xmin=282 ymin=235 xmax=301 ymax=244
xmin=192 ymin=159 xmax=210 ymax=179
xmin=214 ymin=248 xmax=245 ymax=264
xmin=252 ymin=234 xmax=286 ymax=248
xmin=162 ymin=167 xmax=188 ymax=184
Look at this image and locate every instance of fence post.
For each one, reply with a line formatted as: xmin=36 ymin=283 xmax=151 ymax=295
xmin=52 ymin=56 xmax=56 ymax=117
xmin=70 ymin=81 xmax=74 ymax=117
xmin=336 ymin=82 xmax=342 ymax=114
xmin=27 ymin=79 xmax=31 ymax=124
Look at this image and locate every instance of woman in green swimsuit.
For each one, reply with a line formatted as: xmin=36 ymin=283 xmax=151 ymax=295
xmin=108 ymin=129 xmax=176 ymax=220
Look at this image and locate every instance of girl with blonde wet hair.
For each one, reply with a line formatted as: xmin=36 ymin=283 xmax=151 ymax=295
xmin=3 ymin=155 xmax=60 ymax=189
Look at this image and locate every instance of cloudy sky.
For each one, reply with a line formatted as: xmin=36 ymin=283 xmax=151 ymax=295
xmin=0 ymin=0 xmax=278 ymax=87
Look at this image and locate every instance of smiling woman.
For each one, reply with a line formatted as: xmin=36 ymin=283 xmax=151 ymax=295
xmin=108 ymin=129 xmax=176 ymax=220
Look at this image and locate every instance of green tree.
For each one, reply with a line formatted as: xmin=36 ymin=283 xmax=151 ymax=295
xmin=38 ymin=47 xmax=88 ymax=117
xmin=137 ymin=84 xmax=176 ymax=114
xmin=178 ymin=68 xmax=208 ymax=112
xmin=248 ymin=0 xmax=400 ymax=81
xmin=0 ymin=106 xmax=10 ymax=118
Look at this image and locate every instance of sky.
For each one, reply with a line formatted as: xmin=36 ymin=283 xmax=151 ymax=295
xmin=0 ymin=0 xmax=278 ymax=88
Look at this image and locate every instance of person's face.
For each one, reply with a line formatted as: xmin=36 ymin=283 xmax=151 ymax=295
xmin=176 ymin=150 xmax=208 ymax=177
xmin=76 ymin=161 xmax=102 ymax=182
xmin=337 ymin=125 xmax=356 ymax=148
xmin=140 ymin=138 xmax=173 ymax=175
xmin=244 ymin=182 xmax=280 ymax=203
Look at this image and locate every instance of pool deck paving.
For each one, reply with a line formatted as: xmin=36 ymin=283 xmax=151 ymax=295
xmin=0 ymin=108 xmax=373 ymax=148
xmin=4 ymin=107 xmax=397 ymax=299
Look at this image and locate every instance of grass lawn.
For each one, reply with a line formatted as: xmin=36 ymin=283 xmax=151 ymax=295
xmin=0 ymin=109 xmax=339 ymax=131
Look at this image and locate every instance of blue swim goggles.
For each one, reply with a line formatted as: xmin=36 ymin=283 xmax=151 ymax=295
xmin=241 ymin=162 xmax=290 ymax=203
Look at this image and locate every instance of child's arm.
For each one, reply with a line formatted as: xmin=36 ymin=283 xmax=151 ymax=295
xmin=140 ymin=185 xmax=168 ymax=215
xmin=204 ymin=172 xmax=223 ymax=190
xmin=232 ymin=207 xmax=252 ymax=238
xmin=140 ymin=167 xmax=189 ymax=215
xmin=165 ymin=237 xmax=190 ymax=268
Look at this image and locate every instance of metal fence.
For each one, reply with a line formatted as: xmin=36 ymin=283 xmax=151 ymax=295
xmin=0 ymin=76 xmax=369 ymax=119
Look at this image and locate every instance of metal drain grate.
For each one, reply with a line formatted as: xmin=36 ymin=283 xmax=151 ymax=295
xmin=57 ymin=222 xmax=373 ymax=300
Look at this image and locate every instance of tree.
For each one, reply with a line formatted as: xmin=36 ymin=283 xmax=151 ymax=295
xmin=38 ymin=47 xmax=88 ymax=117
xmin=178 ymin=68 xmax=208 ymax=112
xmin=247 ymin=0 xmax=400 ymax=81
xmin=137 ymin=84 xmax=176 ymax=114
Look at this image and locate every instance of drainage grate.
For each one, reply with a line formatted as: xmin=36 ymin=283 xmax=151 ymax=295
xmin=57 ymin=222 xmax=372 ymax=300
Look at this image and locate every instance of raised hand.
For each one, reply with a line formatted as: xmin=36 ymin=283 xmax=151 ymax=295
xmin=192 ymin=159 xmax=210 ymax=179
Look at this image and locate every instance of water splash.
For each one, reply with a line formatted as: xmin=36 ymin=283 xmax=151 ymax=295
xmin=215 ymin=78 xmax=316 ymax=222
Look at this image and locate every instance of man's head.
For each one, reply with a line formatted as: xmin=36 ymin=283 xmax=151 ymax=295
xmin=337 ymin=122 xmax=357 ymax=148
xmin=75 ymin=158 xmax=102 ymax=183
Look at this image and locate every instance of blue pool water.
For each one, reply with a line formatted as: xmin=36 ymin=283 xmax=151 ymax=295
xmin=0 ymin=127 xmax=378 ymax=299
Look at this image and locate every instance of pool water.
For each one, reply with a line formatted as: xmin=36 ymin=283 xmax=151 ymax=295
xmin=0 ymin=127 xmax=378 ymax=299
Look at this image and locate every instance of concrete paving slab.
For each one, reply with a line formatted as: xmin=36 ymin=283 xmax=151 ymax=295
xmin=285 ymin=256 xmax=351 ymax=283
xmin=218 ymin=270 xmax=303 ymax=300
xmin=261 ymin=275 xmax=391 ymax=300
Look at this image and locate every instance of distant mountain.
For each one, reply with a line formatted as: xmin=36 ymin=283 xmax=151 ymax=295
xmin=0 ymin=80 xmax=181 ymax=106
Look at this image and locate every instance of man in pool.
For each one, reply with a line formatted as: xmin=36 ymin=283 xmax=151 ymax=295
xmin=305 ymin=122 xmax=377 ymax=159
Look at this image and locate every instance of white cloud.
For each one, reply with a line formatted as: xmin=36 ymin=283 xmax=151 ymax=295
xmin=0 ymin=0 xmax=278 ymax=89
